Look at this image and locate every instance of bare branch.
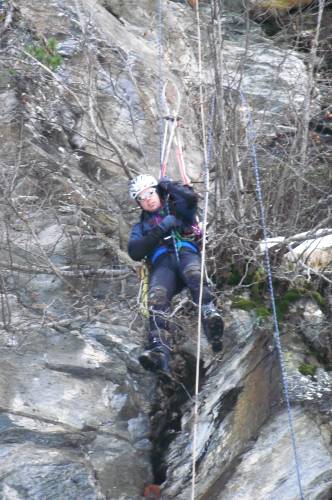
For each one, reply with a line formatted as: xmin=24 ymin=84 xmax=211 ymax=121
xmin=0 ymin=0 xmax=14 ymax=37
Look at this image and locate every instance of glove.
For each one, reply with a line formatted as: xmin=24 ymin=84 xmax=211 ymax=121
xmin=158 ymin=215 xmax=182 ymax=233
xmin=158 ymin=176 xmax=173 ymax=192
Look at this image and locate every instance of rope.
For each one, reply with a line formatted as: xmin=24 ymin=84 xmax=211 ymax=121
xmin=157 ymin=0 xmax=164 ymax=165
xmin=239 ymin=89 xmax=304 ymax=500
xmin=161 ymin=115 xmax=179 ymax=175
xmin=160 ymin=81 xmax=182 ymax=175
xmin=191 ymin=1 xmax=212 ymax=498
xmin=191 ymin=98 xmax=215 ymax=500
xmin=175 ymin=129 xmax=191 ymax=185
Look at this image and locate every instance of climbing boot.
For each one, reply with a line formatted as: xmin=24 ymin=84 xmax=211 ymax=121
xmin=202 ymin=302 xmax=224 ymax=353
xmin=139 ymin=339 xmax=171 ymax=377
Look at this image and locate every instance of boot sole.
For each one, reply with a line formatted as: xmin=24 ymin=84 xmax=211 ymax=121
xmin=139 ymin=353 xmax=174 ymax=384
xmin=207 ymin=315 xmax=224 ymax=339
xmin=211 ymin=339 xmax=223 ymax=353
xmin=206 ymin=315 xmax=224 ymax=353
xmin=158 ymin=370 xmax=175 ymax=385
xmin=139 ymin=352 xmax=162 ymax=373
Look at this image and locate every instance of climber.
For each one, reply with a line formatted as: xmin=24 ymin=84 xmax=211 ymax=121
xmin=128 ymin=174 xmax=224 ymax=377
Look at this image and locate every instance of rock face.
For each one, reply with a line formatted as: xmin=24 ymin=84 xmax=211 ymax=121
xmin=163 ymin=307 xmax=332 ymax=499
xmin=0 ymin=1 xmax=331 ymax=499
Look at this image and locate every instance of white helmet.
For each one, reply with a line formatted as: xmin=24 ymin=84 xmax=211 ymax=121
xmin=128 ymin=174 xmax=158 ymax=200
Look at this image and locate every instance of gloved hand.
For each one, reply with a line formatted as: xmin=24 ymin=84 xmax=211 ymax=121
xmin=158 ymin=176 xmax=173 ymax=192
xmin=158 ymin=214 xmax=182 ymax=233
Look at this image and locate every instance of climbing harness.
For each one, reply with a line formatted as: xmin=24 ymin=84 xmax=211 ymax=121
xmin=150 ymin=240 xmax=199 ymax=266
xmin=239 ymin=89 xmax=304 ymax=499
xmin=159 ymin=79 xmax=206 ymax=266
xmin=164 ymin=192 xmax=181 ymax=263
xmin=159 ymin=80 xmax=194 ymax=263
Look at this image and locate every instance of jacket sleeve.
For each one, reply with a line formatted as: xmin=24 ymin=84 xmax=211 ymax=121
xmin=159 ymin=180 xmax=198 ymax=208
xmin=128 ymin=222 xmax=165 ymax=261
xmin=159 ymin=181 xmax=198 ymax=223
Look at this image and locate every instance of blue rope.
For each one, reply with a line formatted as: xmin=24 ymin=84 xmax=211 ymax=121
xmin=240 ymin=89 xmax=304 ymax=500
xmin=157 ymin=0 xmax=164 ymax=167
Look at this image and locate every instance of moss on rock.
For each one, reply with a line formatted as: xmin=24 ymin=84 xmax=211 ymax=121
xmin=298 ymin=363 xmax=317 ymax=377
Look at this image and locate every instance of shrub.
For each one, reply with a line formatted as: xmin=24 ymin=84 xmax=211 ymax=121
xmin=26 ymin=37 xmax=63 ymax=71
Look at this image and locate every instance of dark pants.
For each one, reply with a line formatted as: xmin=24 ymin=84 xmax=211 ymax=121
xmin=148 ymin=249 xmax=213 ymax=343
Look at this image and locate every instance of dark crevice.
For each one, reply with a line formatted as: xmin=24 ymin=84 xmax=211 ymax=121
xmin=149 ymin=351 xmax=206 ymax=485
xmin=309 ymin=119 xmax=332 ymax=136
xmin=101 ymin=3 xmax=125 ymax=25
xmin=212 ymin=387 xmax=243 ymax=426
xmin=252 ymin=1 xmax=325 ymax=38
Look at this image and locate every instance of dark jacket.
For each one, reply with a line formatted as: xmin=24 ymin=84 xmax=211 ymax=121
xmin=128 ymin=181 xmax=200 ymax=263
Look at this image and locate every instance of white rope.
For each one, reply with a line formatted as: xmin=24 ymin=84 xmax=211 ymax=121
xmin=191 ymin=1 xmax=209 ymax=498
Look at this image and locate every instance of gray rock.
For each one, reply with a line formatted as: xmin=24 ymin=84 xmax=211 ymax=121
xmin=0 ymin=448 xmax=102 ymax=500
xmin=216 ymin=409 xmax=332 ymax=500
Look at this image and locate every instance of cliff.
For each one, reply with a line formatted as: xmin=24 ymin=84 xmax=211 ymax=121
xmin=0 ymin=1 xmax=331 ymax=498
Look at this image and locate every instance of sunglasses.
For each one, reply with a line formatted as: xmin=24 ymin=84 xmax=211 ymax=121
xmin=137 ymin=187 xmax=157 ymax=202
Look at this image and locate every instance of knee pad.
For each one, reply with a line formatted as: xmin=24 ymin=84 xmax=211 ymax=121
xmin=183 ymin=263 xmax=201 ymax=282
xmin=149 ymin=285 xmax=168 ymax=308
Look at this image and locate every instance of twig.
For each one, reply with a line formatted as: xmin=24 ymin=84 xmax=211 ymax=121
xmin=263 ymin=228 xmax=332 ymax=253
xmin=0 ymin=261 xmax=131 ymax=278
xmin=0 ymin=1 xmax=14 ymax=37
xmin=20 ymin=49 xmax=134 ymax=180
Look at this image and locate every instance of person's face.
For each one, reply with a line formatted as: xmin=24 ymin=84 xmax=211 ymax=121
xmin=137 ymin=186 xmax=162 ymax=212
